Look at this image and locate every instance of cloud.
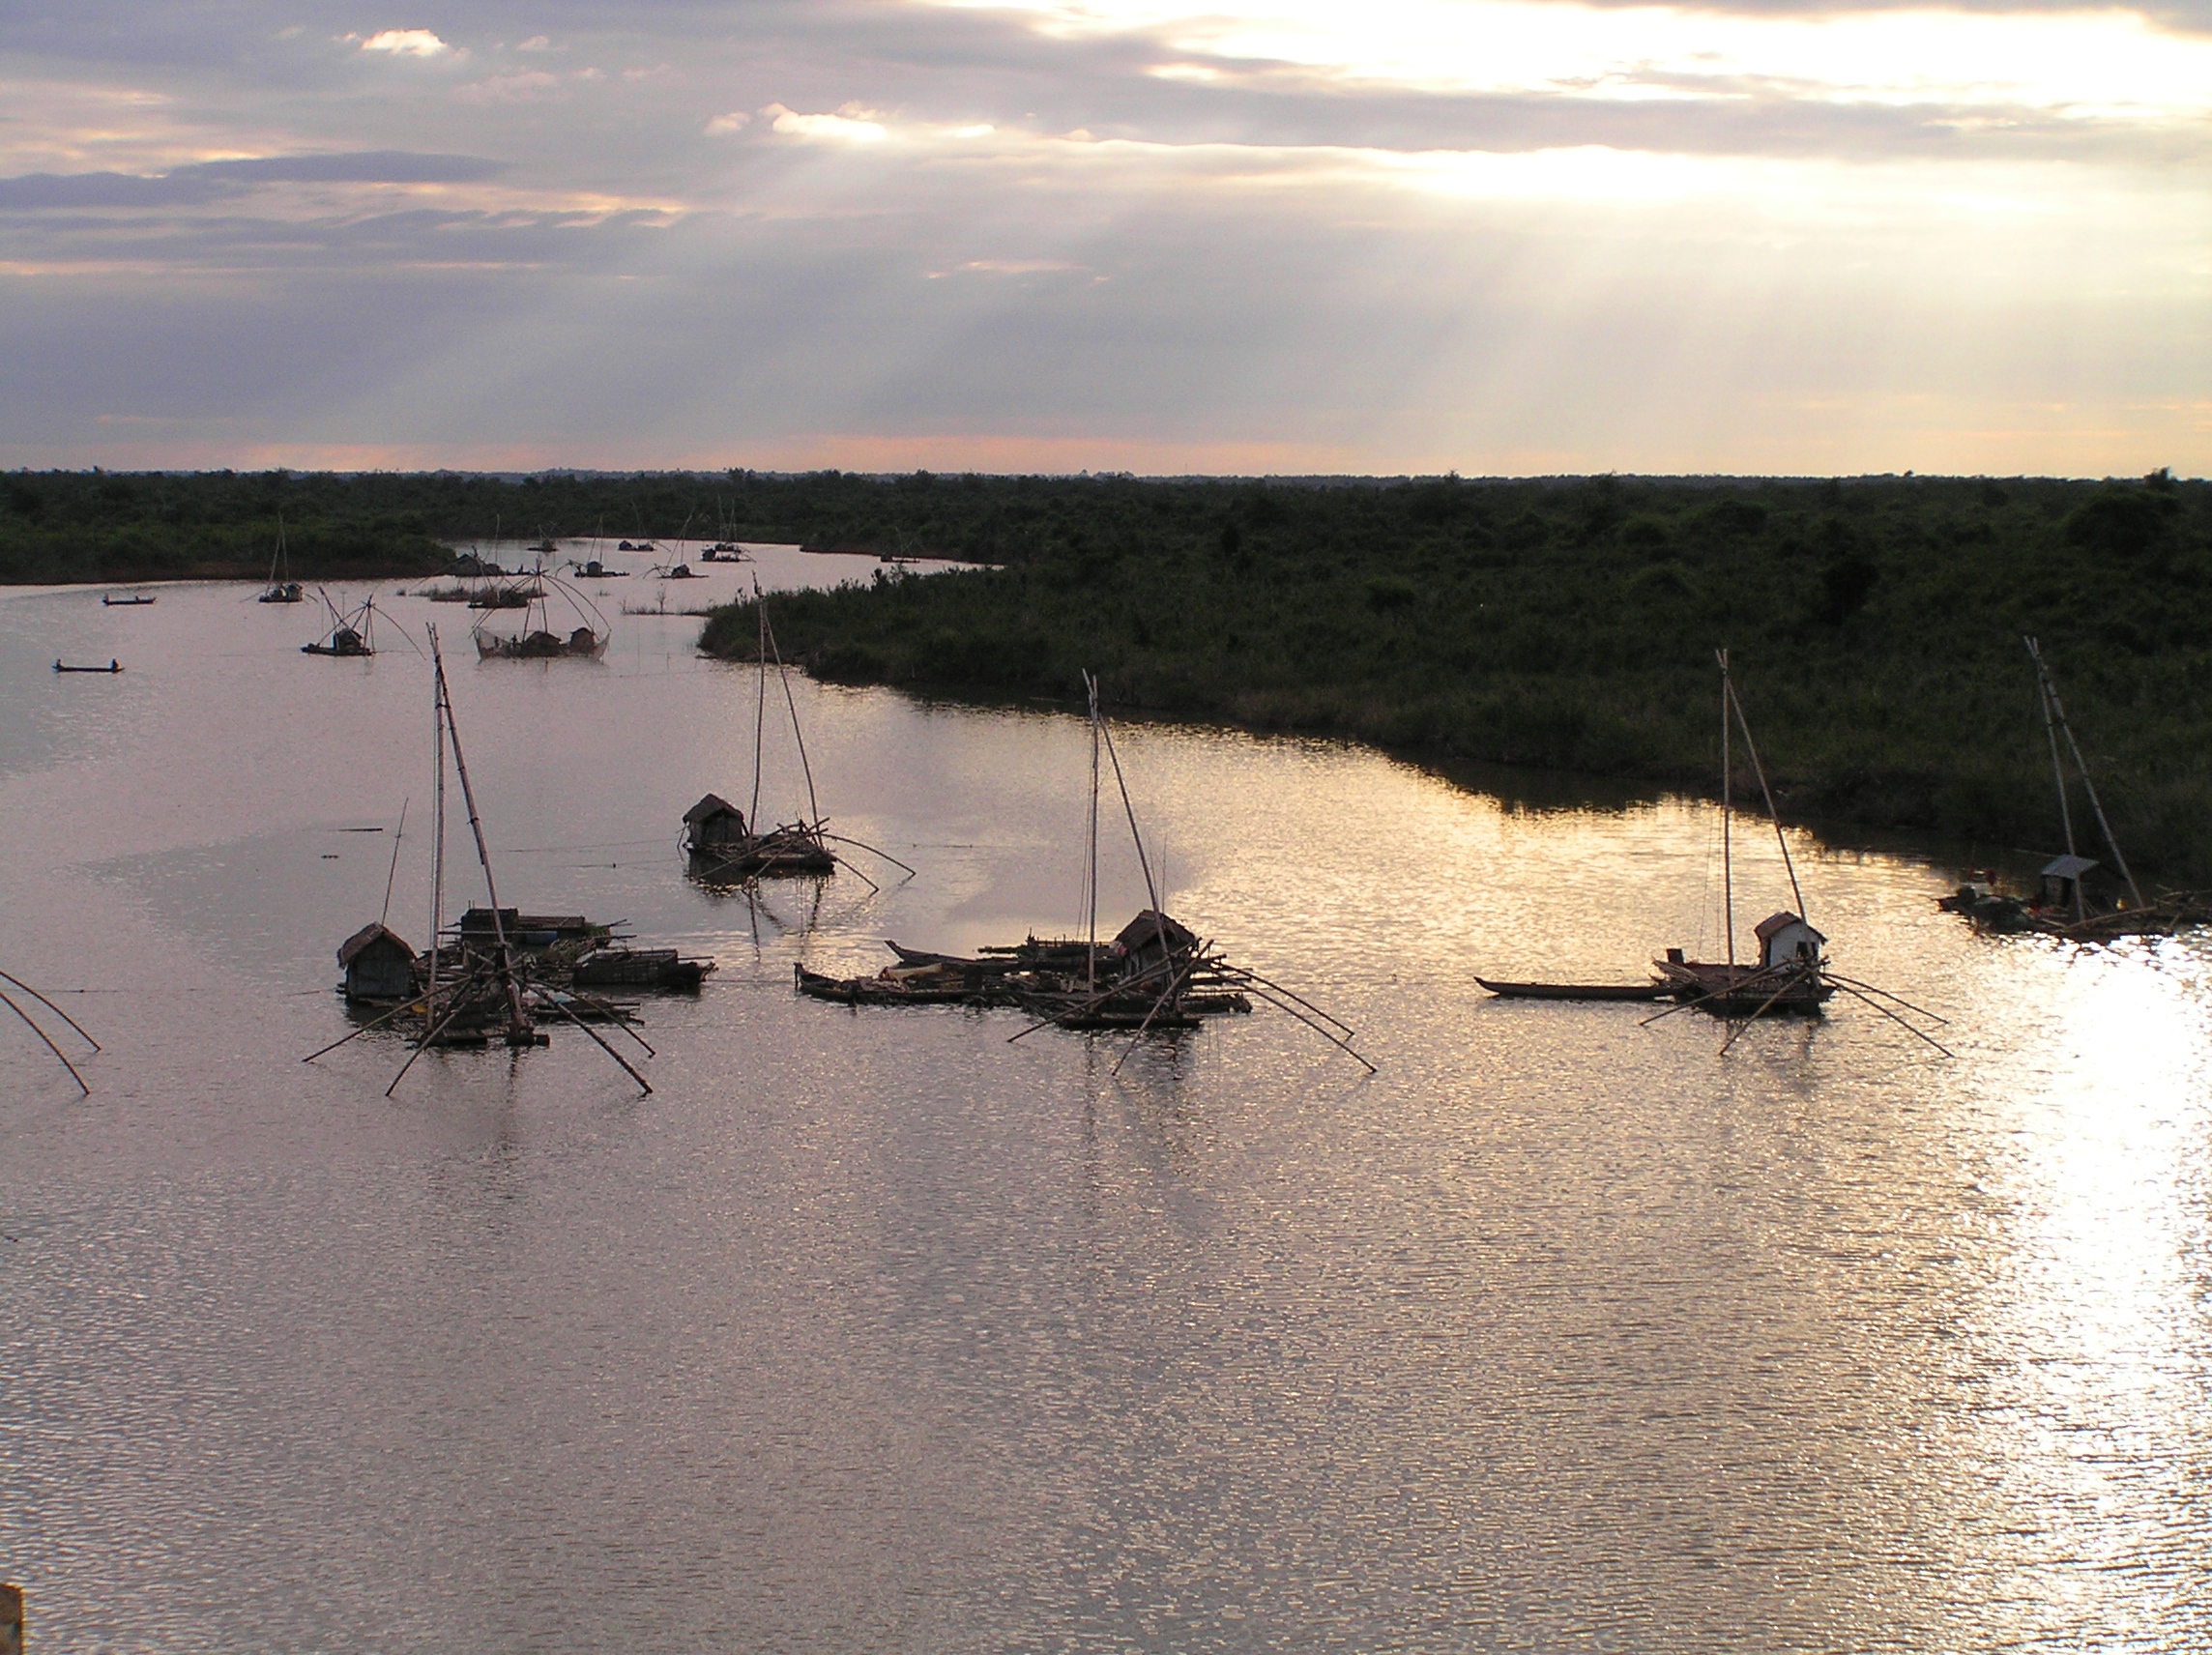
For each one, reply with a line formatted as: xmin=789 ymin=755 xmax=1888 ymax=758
xmin=0 ymin=152 xmax=509 ymax=211
xmin=705 ymin=111 xmax=752 ymax=135
xmin=516 ymin=36 xmax=553 ymax=52
xmin=359 ymin=29 xmax=453 ymax=58
xmin=765 ymin=102 xmax=891 ymax=143
xmin=454 ymin=70 xmax=564 ymax=104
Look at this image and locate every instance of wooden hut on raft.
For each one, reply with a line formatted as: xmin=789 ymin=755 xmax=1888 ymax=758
xmin=337 ymin=923 xmax=418 ymax=1002
xmin=682 ymin=793 xmax=749 ymax=854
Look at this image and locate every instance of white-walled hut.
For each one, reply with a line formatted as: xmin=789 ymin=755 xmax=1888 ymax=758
xmin=1753 ymin=912 xmax=1826 ymax=972
xmin=337 ymin=922 xmax=418 ymax=1002
xmin=682 ymin=793 xmax=750 ymax=854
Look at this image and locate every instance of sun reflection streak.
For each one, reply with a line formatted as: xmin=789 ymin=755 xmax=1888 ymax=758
xmin=1958 ymin=939 xmax=2212 ymax=1641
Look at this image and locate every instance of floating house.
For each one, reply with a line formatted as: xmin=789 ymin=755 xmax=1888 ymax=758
xmin=1753 ymin=912 xmax=1826 ymax=972
xmin=682 ymin=794 xmax=750 ymax=854
xmin=337 ymin=923 xmax=418 ymax=1002
xmin=2038 ymin=854 xmax=2099 ymax=912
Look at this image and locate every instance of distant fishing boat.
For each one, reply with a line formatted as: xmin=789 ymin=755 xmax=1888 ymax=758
xmin=102 ymin=594 xmax=155 ymax=607
xmin=471 ymin=572 xmax=609 ymax=660
xmin=259 ymin=512 xmax=304 ymax=603
xmin=684 ymin=588 xmax=845 ymax=880
xmin=302 ymin=589 xmax=377 ymax=656
xmin=1936 ymin=638 xmax=2207 ymax=940
xmin=54 ymin=659 xmax=122 ymax=674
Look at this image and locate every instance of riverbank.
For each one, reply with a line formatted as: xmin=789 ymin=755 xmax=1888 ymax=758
xmin=698 ymin=471 xmax=2212 ymax=883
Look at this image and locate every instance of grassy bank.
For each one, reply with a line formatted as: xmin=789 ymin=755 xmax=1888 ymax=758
xmin=696 ymin=471 xmax=2212 ymax=882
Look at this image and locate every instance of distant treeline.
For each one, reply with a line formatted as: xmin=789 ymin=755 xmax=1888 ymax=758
xmin=9 ymin=464 xmax=2208 ymax=878
xmin=689 ymin=469 xmax=2212 ymax=882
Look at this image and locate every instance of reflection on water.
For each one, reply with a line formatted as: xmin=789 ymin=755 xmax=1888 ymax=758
xmin=1 ymin=581 xmax=2207 ymax=1653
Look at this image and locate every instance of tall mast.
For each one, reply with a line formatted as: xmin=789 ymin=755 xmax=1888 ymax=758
xmin=2026 ymin=636 xmax=2142 ymax=911
xmin=1084 ymin=671 xmax=1102 ymax=993
xmin=427 ymin=625 xmax=447 ymax=999
xmin=1719 ymin=649 xmax=1733 ymax=973
xmin=429 ymin=628 xmax=529 ymax=1037
xmin=1728 ymin=677 xmax=1807 ymax=924
xmin=749 ymin=584 xmax=767 ymax=830
xmin=763 ymin=606 xmax=821 ymax=827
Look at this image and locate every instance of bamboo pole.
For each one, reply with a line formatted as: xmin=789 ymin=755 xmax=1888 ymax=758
xmin=429 ymin=632 xmax=531 ymax=1039
xmin=379 ymin=798 xmax=409 ymax=929
xmin=0 ymin=971 xmax=100 ymax=1051
xmin=1718 ymin=968 xmax=1813 ymax=1054
xmin=749 ymin=585 xmax=767 ymax=831
xmin=763 ymin=607 xmax=822 ymax=830
xmin=0 ymin=987 xmax=89 ymax=1095
xmin=536 ymin=991 xmax=653 ymax=1095
xmin=1829 ymin=979 xmax=1955 ymax=1058
xmin=1718 ymin=649 xmax=1734 ymax=972
xmin=2027 ymin=637 xmax=2143 ymax=909
xmin=1727 ymin=679 xmax=1807 ymax=924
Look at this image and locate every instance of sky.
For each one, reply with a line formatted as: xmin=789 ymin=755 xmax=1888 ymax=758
xmin=2 ymin=0 xmax=2206 ymax=476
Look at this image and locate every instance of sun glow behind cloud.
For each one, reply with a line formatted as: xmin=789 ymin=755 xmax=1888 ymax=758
xmin=935 ymin=0 xmax=2212 ymax=120
xmin=358 ymin=29 xmax=454 ymax=58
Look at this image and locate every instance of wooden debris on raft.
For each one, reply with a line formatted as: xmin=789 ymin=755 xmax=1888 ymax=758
xmin=797 ymin=669 xmax=1375 ymax=1074
xmin=0 ymin=964 xmax=101 ymax=1096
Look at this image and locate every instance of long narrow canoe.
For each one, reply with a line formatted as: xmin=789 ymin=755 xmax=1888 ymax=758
xmin=1475 ymin=978 xmax=1671 ymax=1002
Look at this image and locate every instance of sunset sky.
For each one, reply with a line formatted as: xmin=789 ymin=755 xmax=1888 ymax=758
xmin=3 ymin=1 xmax=2206 ymax=476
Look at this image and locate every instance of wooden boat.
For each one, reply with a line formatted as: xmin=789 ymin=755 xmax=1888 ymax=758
xmin=1476 ymin=978 xmax=1670 ymax=1002
xmin=472 ymin=574 xmax=608 ymax=660
xmin=1656 ymin=655 xmax=1836 ymax=1022
xmin=303 ymin=590 xmax=377 ymax=656
xmin=683 ymin=593 xmax=849 ymax=881
xmin=259 ymin=513 xmax=305 ymax=602
xmin=573 ymin=947 xmax=715 ymax=991
xmin=795 ymin=962 xmax=975 ymax=1005
xmin=54 ymin=659 xmax=122 ymax=674
xmin=102 ymin=594 xmax=155 ymax=606
xmin=1935 ymin=640 xmax=2203 ymax=942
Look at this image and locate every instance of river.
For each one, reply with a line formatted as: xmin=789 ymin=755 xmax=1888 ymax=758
xmin=2 ymin=547 xmax=2207 ymax=1652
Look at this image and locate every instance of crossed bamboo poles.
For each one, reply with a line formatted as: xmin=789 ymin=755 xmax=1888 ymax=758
xmin=0 ymin=966 xmax=100 ymax=1095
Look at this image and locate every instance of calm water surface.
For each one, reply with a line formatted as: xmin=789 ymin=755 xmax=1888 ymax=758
xmin=2 ymin=568 xmax=2207 ymax=1653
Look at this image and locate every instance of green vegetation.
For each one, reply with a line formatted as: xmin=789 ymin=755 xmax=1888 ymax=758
xmin=10 ymin=464 xmax=2208 ymax=878
xmin=698 ymin=470 xmax=2212 ymax=881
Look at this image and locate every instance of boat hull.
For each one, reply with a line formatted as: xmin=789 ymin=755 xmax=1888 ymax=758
xmin=1476 ymin=978 xmax=1669 ymax=1002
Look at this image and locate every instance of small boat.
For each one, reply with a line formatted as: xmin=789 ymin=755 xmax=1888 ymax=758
xmin=795 ymin=962 xmax=976 ymax=1005
xmin=572 ymin=948 xmax=715 ymax=991
xmin=568 ymin=560 xmax=629 ymax=579
xmin=1936 ymin=640 xmax=2206 ymax=942
xmin=102 ymin=594 xmax=156 ymax=607
xmin=528 ymin=537 xmax=560 ymax=554
xmin=303 ymin=590 xmax=377 ymax=656
xmin=1475 ymin=978 xmax=1670 ymax=1002
xmin=259 ymin=513 xmax=305 ymax=602
xmin=683 ymin=594 xmax=843 ymax=880
xmin=472 ymin=575 xmax=609 ymax=660
xmin=54 ymin=659 xmax=122 ymax=674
